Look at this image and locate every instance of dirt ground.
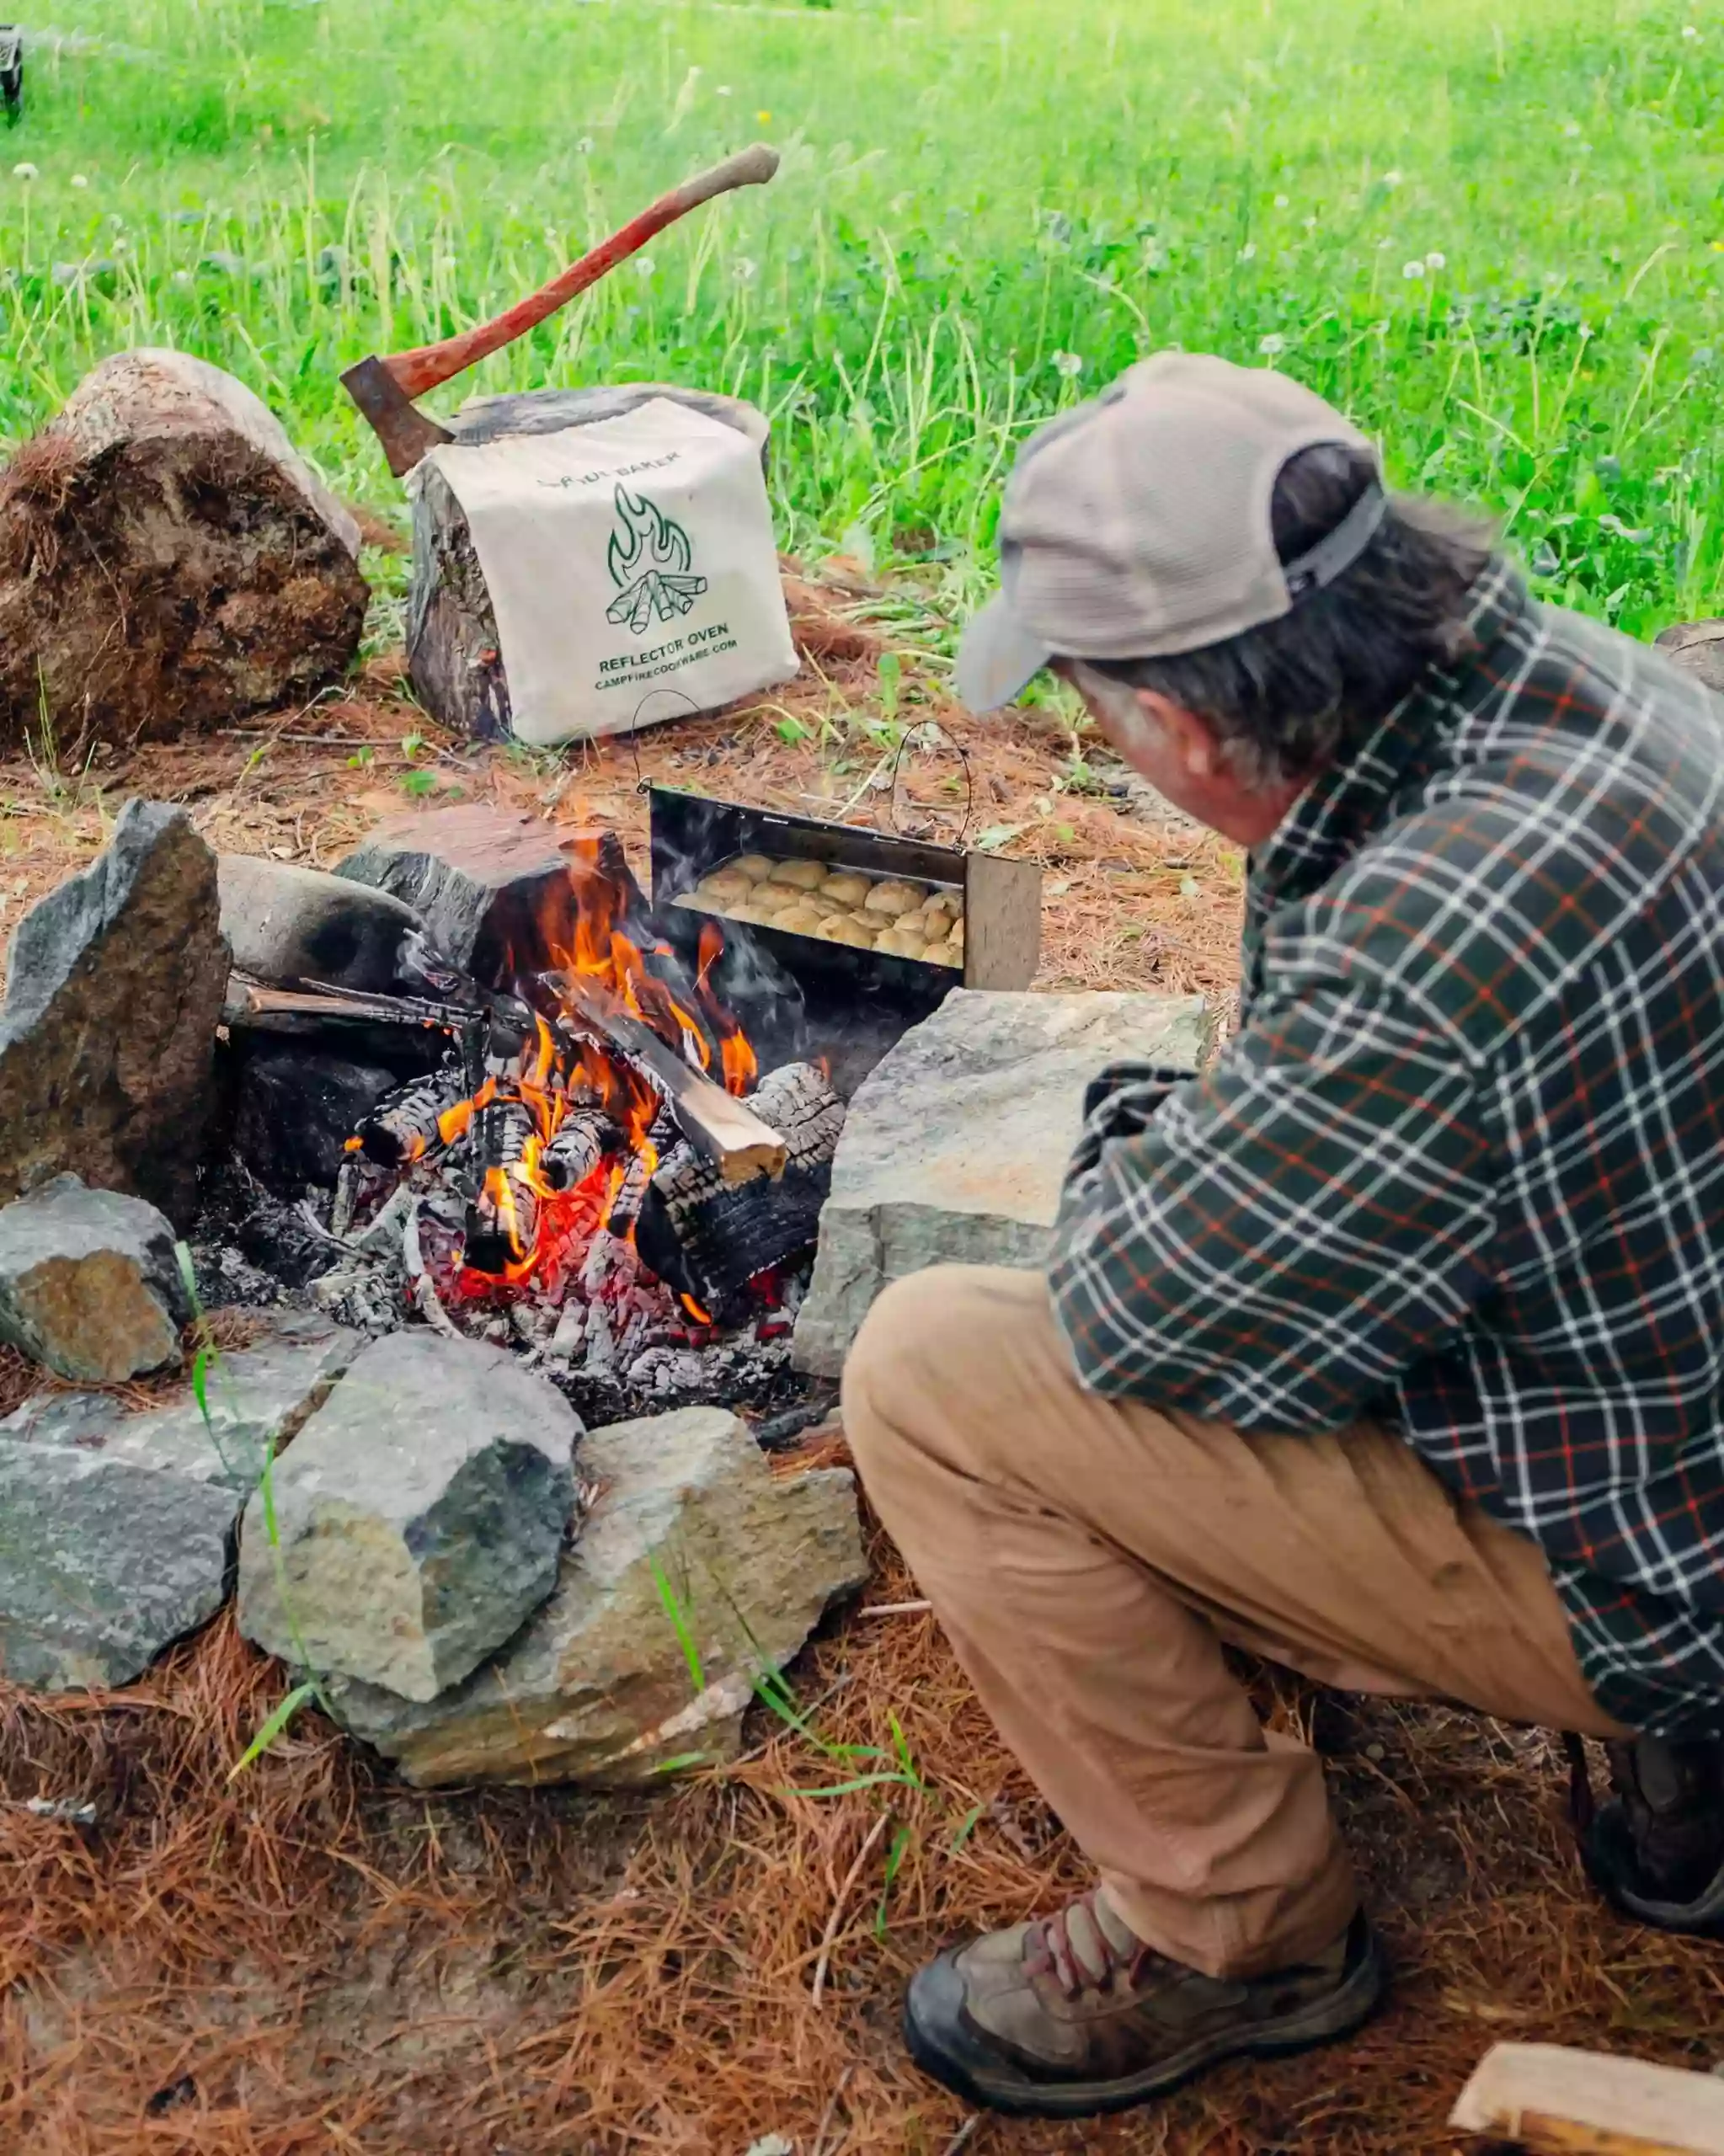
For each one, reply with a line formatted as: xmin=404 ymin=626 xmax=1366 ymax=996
xmin=1 ymin=576 xmax=1719 ymax=2155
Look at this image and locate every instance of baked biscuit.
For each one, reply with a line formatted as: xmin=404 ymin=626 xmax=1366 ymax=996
xmin=862 ymin=879 xmax=926 ymax=917
xmin=767 ymin=857 xmax=827 ymax=890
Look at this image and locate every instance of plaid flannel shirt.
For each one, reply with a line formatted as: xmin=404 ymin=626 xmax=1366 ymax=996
xmin=1051 ymin=557 xmax=1724 ymax=1736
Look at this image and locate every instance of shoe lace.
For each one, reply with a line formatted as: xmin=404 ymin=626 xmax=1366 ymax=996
xmin=1023 ymin=1889 xmax=1158 ymax=2003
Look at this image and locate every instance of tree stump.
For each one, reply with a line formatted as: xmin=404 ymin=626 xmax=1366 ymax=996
xmin=0 ymin=349 xmax=368 ymax=755
xmin=406 ymin=384 xmax=768 ymax=741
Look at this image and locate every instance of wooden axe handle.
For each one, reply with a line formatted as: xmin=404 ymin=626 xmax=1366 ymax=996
xmin=387 ymin=144 xmax=780 ymax=400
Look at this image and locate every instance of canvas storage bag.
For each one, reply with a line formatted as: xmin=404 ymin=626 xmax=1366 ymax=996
xmin=419 ymin=396 xmax=798 ymax=745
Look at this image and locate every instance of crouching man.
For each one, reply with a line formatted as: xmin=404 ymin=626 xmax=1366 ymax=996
xmin=843 ymin=353 xmax=1724 ymax=2122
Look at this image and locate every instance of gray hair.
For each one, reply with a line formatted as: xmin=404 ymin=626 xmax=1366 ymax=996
xmin=1080 ymin=442 xmax=1495 ymax=790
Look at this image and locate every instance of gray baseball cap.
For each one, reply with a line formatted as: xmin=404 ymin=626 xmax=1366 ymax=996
xmin=955 ymin=352 xmax=1383 ymax=712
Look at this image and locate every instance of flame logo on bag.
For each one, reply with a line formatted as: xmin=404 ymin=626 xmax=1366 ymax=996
xmin=605 ymin=485 xmax=708 ymax=636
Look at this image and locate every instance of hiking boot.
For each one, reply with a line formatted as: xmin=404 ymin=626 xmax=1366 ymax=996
xmin=1583 ymin=1735 xmax=1724 ymax=1933
xmin=903 ymin=1887 xmax=1386 ymax=2121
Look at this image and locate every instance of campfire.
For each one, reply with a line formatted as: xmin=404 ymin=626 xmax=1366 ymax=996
xmin=216 ymin=830 xmax=845 ymax=1414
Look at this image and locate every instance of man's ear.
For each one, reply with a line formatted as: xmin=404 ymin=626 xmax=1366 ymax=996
xmin=1135 ymin=688 xmax=1218 ymax=777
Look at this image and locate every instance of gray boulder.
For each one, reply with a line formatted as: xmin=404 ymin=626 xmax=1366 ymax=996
xmin=0 ymin=1309 xmax=359 ymax=1491
xmin=0 ymin=1310 xmax=360 ymax=1689
xmin=328 ymin=1406 xmax=867 ymax=1788
xmin=793 ymin=989 xmax=1208 ymax=1376
xmin=0 ymin=1449 xmax=238 ymax=1690
xmin=0 ymin=1173 xmax=185 ymax=1381
xmin=0 ymin=799 xmax=228 ymax=1225
xmin=217 ymin=852 xmax=429 ymax=992
xmin=237 ymin=1331 xmax=581 ymax=1702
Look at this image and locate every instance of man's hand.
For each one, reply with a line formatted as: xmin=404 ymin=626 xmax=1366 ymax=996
xmin=1059 ymin=1061 xmax=1194 ymax=1222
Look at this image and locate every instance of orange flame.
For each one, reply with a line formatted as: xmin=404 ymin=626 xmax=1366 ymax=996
xmin=423 ymin=835 xmax=764 ymax=1291
xmin=720 ymin=1032 xmax=757 ymax=1097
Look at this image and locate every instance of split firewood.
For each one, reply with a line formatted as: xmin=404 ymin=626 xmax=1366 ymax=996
xmin=1449 ymin=2041 xmax=1724 ymax=2154
xmin=0 ymin=350 xmax=367 ymax=752
xmin=554 ymin=974 xmax=787 ymax=1183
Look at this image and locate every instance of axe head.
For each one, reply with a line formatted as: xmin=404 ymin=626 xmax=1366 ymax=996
xmin=341 ymin=355 xmax=456 ymax=478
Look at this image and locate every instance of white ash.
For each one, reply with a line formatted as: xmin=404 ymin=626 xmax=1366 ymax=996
xmin=290 ymin=1167 xmax=802 ymax=1400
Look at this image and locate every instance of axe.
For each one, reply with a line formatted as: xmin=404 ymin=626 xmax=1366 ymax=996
xmin=342 ymin=142 xmax=780 ymax=477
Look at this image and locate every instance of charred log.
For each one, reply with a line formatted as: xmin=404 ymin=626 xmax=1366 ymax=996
xmin=541 ymin=1106 xmax=617 ymax=1193
xmin=355 ymin=1065 xmax=467 ymax=1171
xmin=463 ymin=1097 xmax=542 ymax=1274
xmin=635 ymin=1062 xmax=843 ymax=1314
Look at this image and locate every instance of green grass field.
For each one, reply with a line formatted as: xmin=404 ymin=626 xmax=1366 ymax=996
xmin=3 ymin=0 xmax=1721 ymax=637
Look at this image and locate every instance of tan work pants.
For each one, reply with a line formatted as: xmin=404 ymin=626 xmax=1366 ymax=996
xmin=841 ymin=1265 xmax=1625 ymax=1980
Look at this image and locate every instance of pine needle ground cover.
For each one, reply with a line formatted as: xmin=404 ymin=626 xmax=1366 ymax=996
xmin=3 ymin=3 xmax=1724 ymax=2151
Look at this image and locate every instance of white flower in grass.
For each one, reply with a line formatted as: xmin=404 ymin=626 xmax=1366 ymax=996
xmin=1052 ymin=350 xmax=1085 ymax=378
xmin=12 ymin=162 xmax=37 ymax=181
xmin=1382 ymin=168 xmax=1402 ymax=188
xmin=1683 ymin=22 xmax=1700 ymax=36
xmin=1239 ymin=240 xmax=1257 ymax=260
xmin=1402 ymin=259 xmax=1426 ymax=279
xmin=716 ymin=83 xmax=734 ymax=94
xmin=734 ymin=255 xmax=758 ymax=283
xmin=71 ymin=173 xmax=88 ymax=190
xmin=1304 ymin=215 xmax=1319 ymax=231
xmin=1425 ymin=249 xmax=1446 ymax=270
xmin=1258 ymin=332 xmax=1287 ymax=355
xmin=635 ymin=254 xmax=656 ymax=278
xmin=1273 ymin=193 xmax=1289 ymax=208
xmin=1563 ymin=120 xmax=1582 ymax=137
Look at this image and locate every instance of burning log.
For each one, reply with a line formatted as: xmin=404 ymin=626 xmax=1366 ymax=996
xmin=539 ymin=1106 xmax=616 ymax=1193
xmin=635 ymin=1061 xmax=844 ymax=1315
xmin=463 ymin=1097 xmax=542 ymax=1274
xmin=555 ymin=974 xmax=787 ymax=1184
xmin=355 ymin=1066 xmax=468 ymax=1170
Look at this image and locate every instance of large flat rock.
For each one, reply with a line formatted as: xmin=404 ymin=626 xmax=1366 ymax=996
xmin=0 ymin=1310 xmax=360 ymax=1689
xmin=793 ymin=989 xmax=1207 ymax=1377
xmin=237 ymin=1331 xmax=581 ymax=1702
xmin=0 ymin=1174 xmax=185 ymax=1382
xmin=0 ymin=799 xmax=228 ymax=1225
xmin=328 ymin=1406 xmax=867 ymax=1788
